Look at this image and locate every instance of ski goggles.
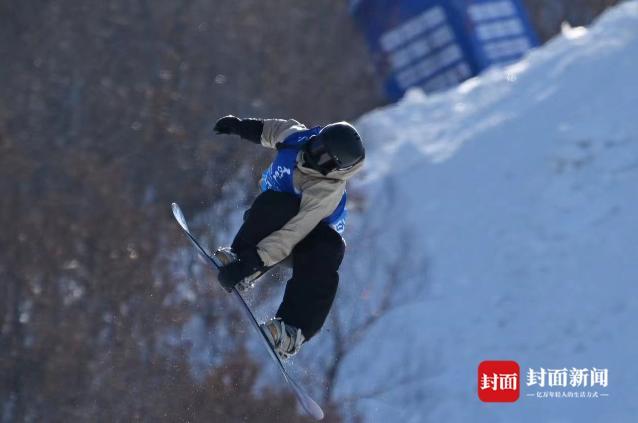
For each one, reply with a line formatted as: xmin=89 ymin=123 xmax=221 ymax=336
xmin=304 ymin=135 xmax=354 ymax=174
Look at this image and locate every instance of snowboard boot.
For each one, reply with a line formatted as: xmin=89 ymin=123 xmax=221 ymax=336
xmin=213 ymin=247 xmax=260 ymax=292
xmin=260 ymin=318 xmax=305 ymax=360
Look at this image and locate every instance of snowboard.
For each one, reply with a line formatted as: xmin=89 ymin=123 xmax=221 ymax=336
xmin=171 ymin=203 xmax=324 ymax=421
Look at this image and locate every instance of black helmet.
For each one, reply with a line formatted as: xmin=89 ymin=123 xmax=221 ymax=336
xmin=303 ymin=122 xmax=365 ymax=175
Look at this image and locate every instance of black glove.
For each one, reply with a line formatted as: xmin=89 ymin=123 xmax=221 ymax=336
xmin=218 ymin=248 xmax=265 ymax=292
xmin=214 ymin=115 xmax=241 ymax=135
xmin=213 ymin=115 xmax=263 ymax=144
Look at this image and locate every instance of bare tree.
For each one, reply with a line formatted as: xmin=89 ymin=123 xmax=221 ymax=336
xmin=0 ymin=1 xmax=381 ymax=421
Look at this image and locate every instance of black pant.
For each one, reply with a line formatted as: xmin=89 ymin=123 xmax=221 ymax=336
xmin=231 ymin=190 xmax=345 ymax=340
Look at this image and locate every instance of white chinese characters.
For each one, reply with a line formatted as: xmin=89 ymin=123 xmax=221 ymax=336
xmin=481 ymin=372 xmax=519 ymax=391
xmin=526 ymin=368 xmax=608 ymax=388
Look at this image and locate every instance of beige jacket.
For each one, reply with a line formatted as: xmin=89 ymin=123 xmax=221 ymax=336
xmin=255 ymin=119 xmax=364 ymax=266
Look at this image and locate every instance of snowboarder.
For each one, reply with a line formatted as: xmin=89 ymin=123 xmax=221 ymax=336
xmin=212 ymin=115 xmax=365 ymax=359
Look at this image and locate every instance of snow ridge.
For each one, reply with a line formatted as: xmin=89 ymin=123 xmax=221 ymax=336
xmin=344 ymin=2 xmax=638 ymax=422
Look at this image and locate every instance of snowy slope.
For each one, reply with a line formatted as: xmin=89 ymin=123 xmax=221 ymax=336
xmin=339 ymin=2 xmax=638 ymax=422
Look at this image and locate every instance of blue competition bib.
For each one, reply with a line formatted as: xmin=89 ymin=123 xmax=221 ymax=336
xmin=260 ymin=127 xmax=347 ymax=234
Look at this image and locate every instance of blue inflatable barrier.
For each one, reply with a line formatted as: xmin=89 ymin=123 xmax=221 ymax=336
xmin=351 ymin=0 xmax=539 ymax=100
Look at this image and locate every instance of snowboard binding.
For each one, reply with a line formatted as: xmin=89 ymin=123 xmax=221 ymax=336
xmin=260 ymin=318 xmax=305 ymax=360
xmin=214 ymin=247 xmax=261 ymax=292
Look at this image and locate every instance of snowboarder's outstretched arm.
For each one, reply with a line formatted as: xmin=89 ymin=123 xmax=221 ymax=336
xmin=214 ymin=115 xmax=306 ymax=148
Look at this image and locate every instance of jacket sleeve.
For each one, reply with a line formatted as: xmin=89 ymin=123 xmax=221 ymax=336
xmin=256 ymin=178 xmax=345 ymax=266
xmin=260 ymin=119 xmax=307 ymax=149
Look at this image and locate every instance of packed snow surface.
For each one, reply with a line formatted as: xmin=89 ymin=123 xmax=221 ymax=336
xmin=339 ymin=2 xmax=638 ymax=421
